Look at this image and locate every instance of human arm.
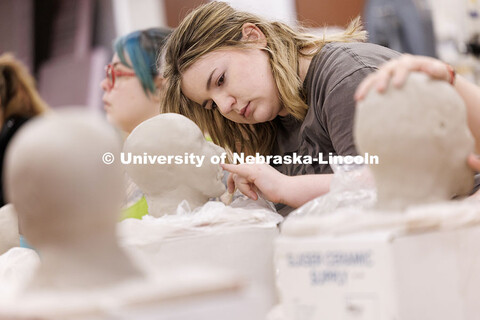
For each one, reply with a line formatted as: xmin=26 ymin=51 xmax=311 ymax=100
xmin=354 ymin=54 xmax=480 ymax=153
xmin=221 ymin=163 xmax=333 ymax=208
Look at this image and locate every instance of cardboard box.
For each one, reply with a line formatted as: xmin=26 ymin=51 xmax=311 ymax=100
xmin=122 ymin=225 xmax=280 ymax=316
xmin=275 ymin=225 xmax=480 ymax=319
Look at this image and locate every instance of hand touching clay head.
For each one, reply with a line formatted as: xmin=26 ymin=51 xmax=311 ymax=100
xmin=5 ymin=110 xmax=141 ymax=290
xmin=355 ymin=72 xmax=474 ymax=211
xmin=123 ymin=113 xmax=226 ymax=217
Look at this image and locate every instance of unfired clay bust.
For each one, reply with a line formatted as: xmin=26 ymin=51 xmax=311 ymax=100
xmin=0 ymin=110 xmax=264 ymax=320
xmin=123 ymin=113 xmax=226 ymax=217
xmin=355 ymin=72 xmax=474 ymax=211
xmin=5 ymin=110 xmax=142 ymax=290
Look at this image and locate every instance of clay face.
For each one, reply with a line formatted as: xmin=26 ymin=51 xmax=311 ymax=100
xmin=355 ymin=72 xmax=474 ymax=211
xmin=123 ymin=113 xmax=226 ymax=216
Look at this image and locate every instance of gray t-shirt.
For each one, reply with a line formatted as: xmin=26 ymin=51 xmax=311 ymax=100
xmin=272 ymin=42 xmax=400 ymax=176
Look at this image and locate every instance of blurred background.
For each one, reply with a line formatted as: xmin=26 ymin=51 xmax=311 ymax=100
xmin=0 ymin=0 xmax=478 ymax=111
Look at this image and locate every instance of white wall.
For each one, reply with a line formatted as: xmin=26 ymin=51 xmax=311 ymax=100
xmin=112 ymin=0 xmax=167 ymax=37
xmin=0 ymin=0 xmax=33 ymax=72
xmin=427 ymin=0 xmax=468 ymax=44
xmin=221 ymin=0 xmax=297 ymax=25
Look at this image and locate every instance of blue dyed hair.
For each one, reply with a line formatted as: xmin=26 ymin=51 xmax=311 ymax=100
xmin=114 ymin=28 xmax=171 ymax=94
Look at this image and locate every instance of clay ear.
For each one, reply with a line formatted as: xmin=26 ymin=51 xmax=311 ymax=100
xmin=241 ymin=23 xmax=267 ymax=47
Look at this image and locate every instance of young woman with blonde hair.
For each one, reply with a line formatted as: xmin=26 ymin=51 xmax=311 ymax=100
xmin=161 ymin=1 xmax=399 ymax=212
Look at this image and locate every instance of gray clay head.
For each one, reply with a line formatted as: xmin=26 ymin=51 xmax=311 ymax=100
xmin=355 ymin=72 xmax=474 ymax=210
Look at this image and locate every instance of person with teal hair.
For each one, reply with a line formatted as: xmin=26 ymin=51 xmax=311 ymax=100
xmin=102 ymin=27 xmax=171 ymax=134
xmin=101 ymin=27 xmax=172 ymax=220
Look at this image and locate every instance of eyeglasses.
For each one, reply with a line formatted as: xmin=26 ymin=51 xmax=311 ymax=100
xmin=104 ymin=63 xmax=136 ymax=91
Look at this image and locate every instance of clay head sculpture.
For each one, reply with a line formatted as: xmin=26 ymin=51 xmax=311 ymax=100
xmin=5 ymin=109 xmax=142 ymax=290
xmin=355 ymin=72 xmax=474 ymax=211
xmin=123 ymin=113 xmax=226 ymax=217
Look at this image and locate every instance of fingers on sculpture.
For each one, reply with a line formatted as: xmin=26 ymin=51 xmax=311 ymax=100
xmin=122 ymin=113 xmax=226 ymax=217
xmin=355 ymin=72 xmax=474 ymax=211
xmin=354 ymin=54 xmax=454 ymax=101
xmin=221 ymin=163 xmax=285 ymax=204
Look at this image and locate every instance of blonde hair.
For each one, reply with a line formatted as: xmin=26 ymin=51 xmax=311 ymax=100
xmin=161 ymin=1 xmax=366 ymax=155
xmin=0 ymin=53 xmax=49 ymax=125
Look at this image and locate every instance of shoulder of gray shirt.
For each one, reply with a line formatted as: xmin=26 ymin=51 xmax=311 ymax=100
xmin=306 ymin=42 xmax=401 ymax=95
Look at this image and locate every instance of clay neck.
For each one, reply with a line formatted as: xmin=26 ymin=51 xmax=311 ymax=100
xmin=375 ymin=180 xmax=450 ymax=212
xmin=145 ymin=185 xmax=209 ymax=217
xmin=31 ymin=235 xmax=142 ymax=290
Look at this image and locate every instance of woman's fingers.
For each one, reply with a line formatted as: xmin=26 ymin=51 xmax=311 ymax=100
xmin=221 ymin=163 xmax=255 ymax=178
xmin=354 ymin=73 xmax=376 ymax=101
xmin=391 ymin=65 xmax=410 ymax=88
xmin=222 ymin=163 xmax=259 ymax=199
xmin=355 ymin=54 xmax=453 ymax=102
xmin=355 ymin=62 xmax=395 ymax=101
xmin=226 ymin=172 xmax=236 ymax=193
xmin=235 ymin=176 xmax=258 ymax=200
xmin=373 ymin=67 xmax=393 ymax=93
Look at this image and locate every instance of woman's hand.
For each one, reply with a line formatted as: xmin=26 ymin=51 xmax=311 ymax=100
xmin=221 ymin=163 xmax=333 ymax=208
xmin=355 ymin=54 xmax=454 ymax=101
xmin=221 ymin=163 xmax=287 ymax=204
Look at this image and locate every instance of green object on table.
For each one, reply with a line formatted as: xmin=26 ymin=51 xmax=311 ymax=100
xmin=120 ymin=196 xmax=149 ymax=220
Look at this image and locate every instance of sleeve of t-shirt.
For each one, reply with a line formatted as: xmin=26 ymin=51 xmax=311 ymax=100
xmin=319 ymin=67 xmax=378 ymax=156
